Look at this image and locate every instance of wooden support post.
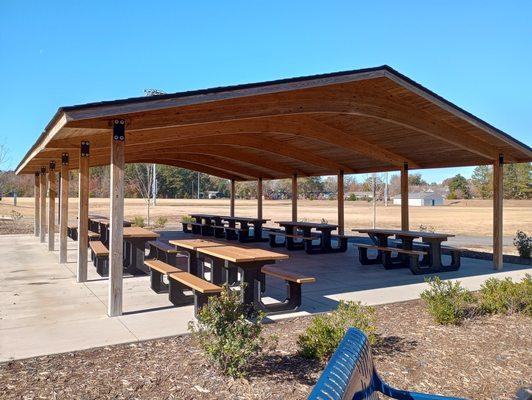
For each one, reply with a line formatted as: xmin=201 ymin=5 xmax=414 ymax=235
xmin=47 ymin=162 xmax=56 ymax=251
xmin=109 ymin=120 xmax=125 ymax=317
xmin=59 ymin=154 xmax=70 ymax=264
xmin=400 ymin=163 xmax=409 ymax=231
xmin=34 ymin=173 xmax=40 ymax=237
xmin=39 ymin=167 xmax=47 ymax=243
xmin=230 ymin=179 xmax=235 ymax=217
xmin=493 ymin=154 xmax=504 ymax=270
xmin=77 ymin=141 xmax=90 ymax=283
xmin=338 ymin=170 xmax=344 ymax=235
xmin=291 ymin=173 xmax=298 ymax=222
xmin=257 ymin=178 xmax=263 ymax=220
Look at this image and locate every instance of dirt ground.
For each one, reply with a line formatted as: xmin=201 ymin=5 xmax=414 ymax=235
xmin=1 ymin=299 xmax=530 ymax=400
xmin=2 ymin=197 xmax=530 ymax=254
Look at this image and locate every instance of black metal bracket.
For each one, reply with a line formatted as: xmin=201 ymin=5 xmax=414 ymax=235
xmin=35 ymin=172 xmax=39 ymax=177
xmin=80 ymin=141 xmax=90 ymax=157
xmin=49 ymin=161 xmax=56 ymax=171
xmin=62 ymin=153 xmax=69 ymax=166
xmin=113 ymin=119 xmax=126 ymax=141
xmin=498 ymin=153 xmax=504 ymax=166
xmin=403 ymin=162 xmax=409 ymax=173
xmin=40 ymin=167 xmax=46 ymax=175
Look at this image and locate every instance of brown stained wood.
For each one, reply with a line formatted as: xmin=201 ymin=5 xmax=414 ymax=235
xmin=89 ymin=240 xmax=109 ymax=256
xmin=168 ymin=271 xmax=222 ymax=294
xmin=291 ymin=174 xmax=297 ymax=222
xmin=197 ymin=245 xmax=289 ymax=263
xmin=145 ymin=259 xmax=183 ymax=274
xmin=16 ymin=68 xmax=532 ymax=178
xmin=77 ymin=147 xmax=89 ymax=283
xmin=59 ymin=163 xmax=69 ymax=263
xmin=34 ymin=173 xmax=39 ymax=237
xmin=39 ymin=170 xmax=47 ymax=243
xmin=261 ymin=265 xmax=316 ymax=284
xmin=122 ymin=227 xmax=159 ymax=239
xmin=230 ymin=179 xmax=235 ymax=217
xmin=47 ymin=166 xmax=56 ymax=251
xmin=493 ymin=156 xmax=504 ymax=270
xmin=257 ymin=178 xmax=263 ymax=220
xmin=109 ymin=131 xmax=125 ymax=317
xmin=401 ymin=163 xmax=409 ymax=231
xmin=338 ymin=170 xmax=344 ymax=235
xmin=131 ymin=158 xmax=243 ymax=181
xmin=168 ymin=239 xmax=227 ymax=250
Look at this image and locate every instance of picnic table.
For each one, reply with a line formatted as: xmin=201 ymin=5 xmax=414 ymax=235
xmin=123 ymin=227 xmax=159 ymax=275
xmin=189 ymin=214 xmax=225 ymax=236
xmin=96 ymin=219 xmax=132 ymax=246
xmin=353 ymin=228 xmax=456 ymax=270
xmin=275 ymin=221 xmax=339 ymax=252
xmin=196 ymin=245 xmax=288 ymax=309
xmin=222 ymin=216 xmax=269 ymax=242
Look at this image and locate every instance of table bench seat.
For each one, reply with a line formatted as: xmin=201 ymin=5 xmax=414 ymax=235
xmin=146 ymin=259 xmax=222 ymax=316
xmin=88 ymin=230 xmax=100 ymax=241
xmin=354 ymin=243 xmax=427 ymax=272
xmin=89 ymin=240 xmax=109 ymax=276
xmin=67 ymin=225 xmax=78 ymax=241
xmin=261 ymin=265 xmax=316 ymax=314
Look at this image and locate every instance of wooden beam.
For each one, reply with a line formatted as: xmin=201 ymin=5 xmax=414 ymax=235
xmin=338 ymin=170 xmax=344 ymax=235
xmin=34 ymin=173 xmax=40 ymax=237
xmin=230 ymin=179 xmax=235 ymax=217
xmin=292 ymin=174 xmax=298 ymax=221
xmin=77 ymin=141 xmax=90 ymax=283
xmin=400 ymin=163 xmax=409 ymax=231
xmin=493 ymin=155 xmax=504 ymax=270
xmin=59 ymin=154 xmax=70 ymax=263
xmin=39 ymin=168 xmax=47 ymax=243
xmin=132 ymin=158 xmax=243 ymax=181
xmin=257 ymin=177 xmax=263 ymax=220
xmin=109 ymin=120 xmax=125 ymax=317
xmin=47 ymin=162 xmax=57 ymax=251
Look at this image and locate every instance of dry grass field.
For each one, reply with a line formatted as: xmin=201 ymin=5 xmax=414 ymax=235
xmin=1 ymin=197 xmax=531 ymax=254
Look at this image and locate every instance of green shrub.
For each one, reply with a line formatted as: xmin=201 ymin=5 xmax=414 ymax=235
xmin=188 ymin=286 xmax=268 ymax=378
xmin=421 ymin=277 xmax=473 ymax=325
xmin=513 ymin=230 xmax=531 ymax=259
xmin=181 ymin=215 xmax=195 ymax=223
xmin=478 ymin=275 xmax=532 ymax=316
xmin=297 ymin=301 xmax=376 ymax=360
xmin=132 ymin=216 xmax=145 ymax=227
xmin=347 ymin=193 xmax=357 ymax=201
xmin=154 ymin=216 xmax=168 ymax=228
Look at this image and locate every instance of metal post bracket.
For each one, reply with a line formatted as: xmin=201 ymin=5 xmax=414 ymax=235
xmin=113 ymin=119 xmax=126 ymax=141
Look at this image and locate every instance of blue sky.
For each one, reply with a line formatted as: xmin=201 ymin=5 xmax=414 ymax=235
xmin=1 ymin=0 xmax=530 ymax=182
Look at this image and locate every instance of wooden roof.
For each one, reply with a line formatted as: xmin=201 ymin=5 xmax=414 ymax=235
xmin=16 ymin=65 xmax=532 ymax=178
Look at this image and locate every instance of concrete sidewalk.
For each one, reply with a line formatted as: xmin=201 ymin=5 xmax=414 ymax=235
xmin=1 ymin=233 xmax=530 ymax=362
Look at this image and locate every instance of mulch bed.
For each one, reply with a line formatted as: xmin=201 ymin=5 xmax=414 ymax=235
xmin=1 ymin=299 xmax=530 ymax=400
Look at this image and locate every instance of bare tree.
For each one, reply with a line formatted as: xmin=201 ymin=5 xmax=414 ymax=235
xmin=126 ymin=163 xmax=154 ymax=226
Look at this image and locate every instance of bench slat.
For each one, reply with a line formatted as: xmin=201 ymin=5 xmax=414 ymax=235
xmin=168 ymin=271 xmax=222 ymax=294
xmin=262 ymin=265 xmax=316 ymax=284
xmin=145 ymin=259 xmax=183 ymax=275
xmin=89 ymin=241 xmax=109 ymax=257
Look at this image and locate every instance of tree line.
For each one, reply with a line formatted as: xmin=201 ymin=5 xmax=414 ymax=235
xmin=0 ymin=162 xmax=530 ymax=200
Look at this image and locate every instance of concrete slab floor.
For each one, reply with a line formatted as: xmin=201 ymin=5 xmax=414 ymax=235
xmin=0 ymin=232 xmax=530 ymax=362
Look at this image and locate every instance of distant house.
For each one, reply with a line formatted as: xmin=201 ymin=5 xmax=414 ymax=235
xmin=345 ymin=191 xmax=374 ymax=200
xmin=392 ymin=191 xmax=444 ymax=206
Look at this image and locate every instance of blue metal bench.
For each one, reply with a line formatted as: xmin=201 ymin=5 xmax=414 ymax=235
xmin=308 ymin=328 xmax=466 ymax=400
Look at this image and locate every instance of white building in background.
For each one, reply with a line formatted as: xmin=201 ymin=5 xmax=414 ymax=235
xmin=393 ymin=191 xmax=445 ymax=207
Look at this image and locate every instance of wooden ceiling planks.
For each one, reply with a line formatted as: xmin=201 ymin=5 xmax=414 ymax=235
xmin=16 ymin=66 xmax=531 ymax=177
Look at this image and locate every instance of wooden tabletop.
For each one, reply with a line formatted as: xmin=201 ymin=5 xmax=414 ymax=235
xmin=222 ymin=216 xmax=269 ymax=223
xmin=276 ymin=221 xmax=338 ymax=229
xmin=197 ymin=245 xmax=289 ymax=263
xmin=169 ymin=238 xmax=227 ymax=250
xmin=123 ymin=227 xmax=159 ymax=239
xmin=353 ymin=228 xmax=454 ymax=239
xmin=98 ymin=220 xmax=131 ymax=227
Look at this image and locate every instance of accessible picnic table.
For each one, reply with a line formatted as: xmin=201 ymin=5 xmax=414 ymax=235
xmin=189 ymin=214 xmax=225 ymax=236
xmin=196 ymin=245 xmax=288 ymax=309
xmin=123 ymin=227 xmax=159 ymax=275
xmin=353 ymin=228 xmax=456 ymax=271
xmin=96 ymin=219 xmax=132 ymax=246
xmin=274 ymin=221 xmax=339 ymax=252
